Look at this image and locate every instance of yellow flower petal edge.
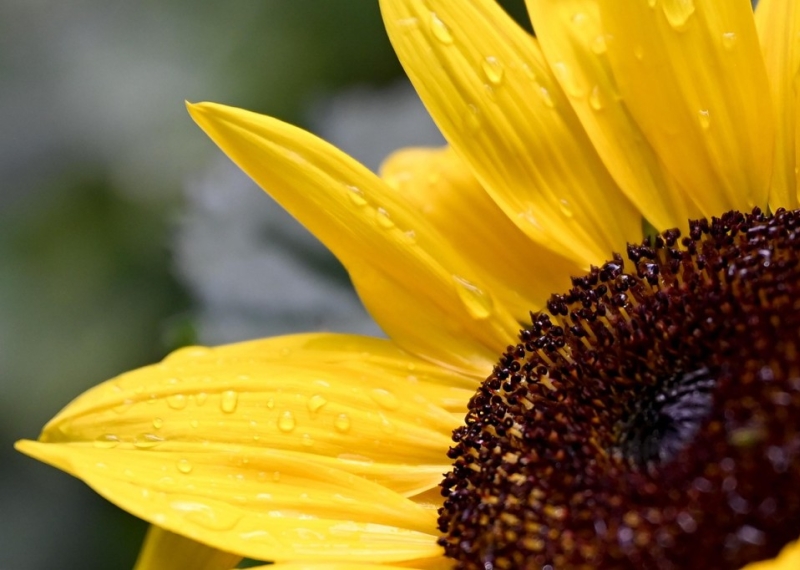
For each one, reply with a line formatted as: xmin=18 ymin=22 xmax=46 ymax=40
xmin=381 ymin=0 xmax=641 ymax=267
xmin=756 ymin=0 xmax=800 ymax=210
xmin=249 ymin=557 xmax=453 ymax=570
xmin=596 ymin=0 xmax=773 ymax=216
xmin=14 ymin=333 xmax=471 ymax=563
xmin=742 ymin=538 xmax=800 ymax=570
xmin=134 ymin=526 xmax=241 ymax=570
xmin=188 ymin=102 xmax=520 ymax=375
xmin=526 ymin=0 xmax=701 ymax=232
xmin=379 ymin=146 xmax=582 ymax=321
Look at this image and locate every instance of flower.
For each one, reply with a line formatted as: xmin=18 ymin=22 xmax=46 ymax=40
xmin=15 ymin=0 xmax=800 ymax=568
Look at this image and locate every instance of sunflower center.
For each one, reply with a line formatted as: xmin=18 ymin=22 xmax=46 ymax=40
xmin=438 ymin=208 xmax=800 ymax=569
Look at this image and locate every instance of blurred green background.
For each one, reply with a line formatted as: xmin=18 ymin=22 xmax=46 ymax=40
xmin=1 ymin=2 xmax=528 ymax=568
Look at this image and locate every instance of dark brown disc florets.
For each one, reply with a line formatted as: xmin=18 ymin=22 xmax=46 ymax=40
xmin=438 ymin=208 xmax=800 ymax=569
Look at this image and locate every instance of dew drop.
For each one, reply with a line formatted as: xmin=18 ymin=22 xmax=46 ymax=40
xmin=152 ymin=417 xmax=164 ymax=430
xmin=430 ymin=12 xmax=453 ymax=45
xmin=379 ymin=412 xmax=397 ymax=435
xmin=453 ymin=275 xmax=494 ymax=320
xmin=552 ymin=61 xmax=583 ymax=97
xmin=346 ymin=185 xmax=368 ymax=207
xmin=648 ymin=0 xmax=657 ymax=7
xmin=559 ymin=199 xmax=574 ymax=218
xmin=195 ymin=392 xmax=208 ymax=406
xmin=334 ymin=413 xmax=351 ymax=433
xmin=662 ymin=0 xmax=695 ymax=29
xmin=307 ymin=394 xmax=328 ymax=414
xmin=166 ymin=394 xmax=187 ymax=410
xmin=634 ymin=45 xmax=644 ymax=61
xmin=301 ymin=433 xmax=314 ymax=447
xmin=590 ymin=35 xmax=607 ymax=55
xmin=396 ymin=17 xmax=419 ymax=29
xmin=220 ymin=390 xmax=238 ymax=413
xmin=93 ymin=434 xmax=120 ymax=449
xmin=535 ymin=83 xmax=555 ymax=108
xmin=371 ymin=388 xmax=401 ymax=410
xmin=177 ymin=459 xmax=193 ymax=474
xmin=376 ymin=207 xmax=395 ymax=229
xmin=589 ymin=85 xmax=604 ymax=111
xmin=481 ymin=56 xmax=504 ymax=85
xmin=134 ymin=433 xmax=164 ymax=449
xmin=267 ymin=398 xmax=274 ymax=409
xmin=277 ymin=411 xmax=296 ymax=433
xmin=698 ymin=109 xmax=711 ymax=130
xmin=722 ymin=32 xmax=737 ymax=50
xmin=190 ymin=419 xmax=199 ymax=429
xmin=463 ymin=104 xmax=482 ymax=133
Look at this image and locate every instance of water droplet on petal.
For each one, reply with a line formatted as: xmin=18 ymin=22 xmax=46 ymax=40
xmin=166 ymin=394 xmax=187 ymax=410
xmin=334 ymin=413 xmax=351 ymax=433
xmin=278 ymin=411 xmax=296 ymax=433
xmin=552 ymin=61 xmax=583 ymax=97
xmin=698 ymin=109 xmax=711 ymax=130
xmin=590 ymin=35 xmax=607 ymax=55
xmin=371 ymin=388 xmax=401 ymax=410
xmin=307 ymin=394 xmax=328 ymax=414
xmin=453 ymin=275 xmax=494 ymax=320
xmin=559 ymin=199 xmax=574 ymax=219
xmin=376 ymin=207 xmax=395 ymax=229
xmin=346 ymin=185 xmax=368 ymax=207
xmin=463 ymin=104 xmax=482 ymax=133
xmin=430 ymin=12 xmax=453 ymax=45
xmin=481 ymin=56 xmax=504 ymax=85
xmin=589 ymin=85 xmax=604 ymax=111
xmin=177 ymin=459 xmax=193 ymax=474
xmin=267 ymin=398 xmax=274 ymax=409
xmin=648 ymin=0 xmax=657 ymax=7
xmin=379 ymin=412 xmax=397 ymax=434
xmin=220 ymin=390 xmax=238 ymax=413
xmin=662 ymin=0 xmax=695 ymax=29
xmin=190 ymin=419 xmax=199 ymax=429
xmin=195 ymin=392 xmax=208 ymax=406
xmin=93 ymin=434 xmax=120 ymax=449
xmin=152 ymin=417 xmax=164 ymax=430
xmin=722 ymin=32 xmax=737 ymax=50
xmin=134 ymin=433 xmax=164 ymax=449
xmin=301 ymin=433 xmax=314 ymax=447
xmin=634 ymin=45 xmax=644 ymax=61
xmin=535 ymin=83 xmax=555 ymax=108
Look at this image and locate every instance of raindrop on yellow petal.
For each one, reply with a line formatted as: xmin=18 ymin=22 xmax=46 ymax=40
xmin=166 ymin=394 xmax=187 ymax=410
xmin=559 ymin=199 xmax=574 ymax=219
xmin=277 ymin=411 xmax=296 ymax=433
xmin=590 ymin=35 xmax=607 ymax=55
xmin=93 ymin=434 xmax=120 ymax=449
xmin=481 ymin=56 xmax=504 ymax=85
xmin=463 ymin=104 xmax=482 ymax=133
xmin=134 ymin=433 xmax=164 ymax=449
xmin=334 ymin=413 xmax=351 ymax=433
xmin=721 ymin=32 xmax=737 ymax=51
xmin=452 ymin=275 xmax=493 ymax=320
xmin=152 ymin=417 xmax=164 ymax=430
xmin=195 ymin=392 xmax=208 ymax=406
xmin=535 ymin=83 xmax=555 ymax=108
xmin=301 ymin=433 xmax=314 ymax=447
xmin=430 ymin=12 xmax=453 ymax=45
xmin=376 ymin=207 xmax=395 ymax=229
xmin=220 ymin=390 xmax=238 ymax=414
xmin=662 ymin=0 xmax=695 ymax=29
xmin=589 ymin=85 xmax=604 ymax=111
xmin=307 ymin=394 xmax=328 ymax=414
xmin=177 ymin=459 xmax=193 ymax=474
xmin=346 ymin=185 xmax=368 ymax=207
xmin=370 ymin=388 xmax=401 ymax=410
xmin=698 ymin=109 xmax=711 ymax=130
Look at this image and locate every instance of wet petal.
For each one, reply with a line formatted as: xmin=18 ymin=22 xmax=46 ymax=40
xmin=527 ymin=0 xmax=701 ymax=231
xmin=252 ymin=557 xmax=452 ymax=570
xmin=188 ymin=102 xmax=520 ymax=375
xmin=596 ymin=0 xmax=773 ymax=215
xmin=755 ymin=0 xmax=800 ymax=210
xmin=134 ymin=526 xmax=241 ymax=570
xmin=380 ymin=146 xmax=581 ymax=321
xmin=15 ymin=334 xmax=468 ymax=563
xmin=381 ymin=0 xmax=641 ymax=267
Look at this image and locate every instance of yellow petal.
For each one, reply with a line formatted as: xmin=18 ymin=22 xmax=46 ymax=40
xmin=743 ymin=538 xmax=800 ymax=570
xmin=755 ymin=0 xmax=800 ymax=210
xmin=188 ymin=102 xmax=520 ymax=375
xmin=380 ymin=146 xmax=582 ymax=321
xmin=380 ymin=0 xmax=641 ymax=267
xmin=250 ymin=557 xmax=452 ymax=570
xmin=134 ymin=525 xmax=241 ymax=570
xmin=596 ymin=0 xmax=773 ymax=216
xmin=16 ymin=334 xmax=465 ymax=563
xmin=526 ymin=0 xmax=701 ymax=231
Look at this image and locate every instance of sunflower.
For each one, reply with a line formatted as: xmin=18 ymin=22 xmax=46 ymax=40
xmin=16 ymin=0 xmax=800 ymax=568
